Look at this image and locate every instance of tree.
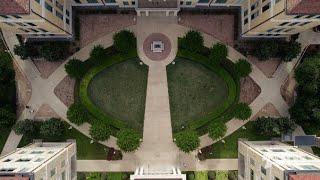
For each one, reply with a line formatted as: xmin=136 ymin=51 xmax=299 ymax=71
xmin=208 ymin=121 xmax=227 ymax=140
xmin=0 ymin=108 xmax=16 ymax=127
xmin=235 ymin=59 xmax=252 ymax=77
xmin=253 ymin=41 xmax=278 ymax=61
xmin=117 ymin=129 xmax=141 ymax=152
xmin=13 ymin=119 xmax=40 ymax=138
xmin=179 ymin=30 xmax=204 ymax=53
xmin=277 ymin=117 xmax=296 ymax=134
xmin=234 ymin=103 xmax=252 ymax=120
xmin=40 ymin=42 xmax=66 ymax=61
xmin=90 ymin=45 xmax=106 ymax=62
xmin=40 ymin=118 xmax=65 ymax=140
xmin=254 ymin=117 xmax=296 ymax=136
xmin=209 ymin=43 xmax=228 ymax=65
xmin=67 ymin=103 xmax=90 ymax=125
xmin=113 ymin=30 xmax=136 ymax=54
xmin=89 ymin=123 xmax=111 ymax=141
xmin=174 ymin=130 xmax=199 ymax=153
xmin=281 ymin=41 xmax=301 ymax=62
xmin=65 ymin=59 xmax=87 ymax=79
xmin=13 ymin=44 xmax=29 ymax=60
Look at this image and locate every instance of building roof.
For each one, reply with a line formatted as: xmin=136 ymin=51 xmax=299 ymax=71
xmin=289 ymin=174 xmax=320 ymax=180
xmin=0 ymin=0 xmax=30 ymax=15
xmin=286 ymin=0 xmax=320 ymax=14
xmin=138 ymin=0 xmax=178 ymax=9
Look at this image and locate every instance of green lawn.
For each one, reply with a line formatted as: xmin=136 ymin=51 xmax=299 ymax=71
xmin=0 ymin=128 xmax=12 ymax=153
xmin=77 ymin=172 xmax=131 ymax=180
xmin=202 ymin=122 xmax=272 ymax=159
xmin=216 ymin=171 xmax=228 ymax=180
xmin=19 ymin=123 xmax=108 ymax=160
xmin=167 ymin=57 xmax=233 ymax=133
xmin=87 ymin=58 xmax=148 ymax=132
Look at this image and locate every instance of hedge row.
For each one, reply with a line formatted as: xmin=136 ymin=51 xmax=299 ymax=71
xmin=79 ymin=49 xmax=138 ymax=131
xmin=176 ymin=49 xmax=240 ymax=132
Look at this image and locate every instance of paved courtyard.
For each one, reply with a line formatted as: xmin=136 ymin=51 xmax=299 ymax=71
xmin=1 ymin=14 xmax=317 ymax=172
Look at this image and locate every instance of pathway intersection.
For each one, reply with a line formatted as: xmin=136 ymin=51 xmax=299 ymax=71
xmin=1 ymin=15 xmax=315 ymax=171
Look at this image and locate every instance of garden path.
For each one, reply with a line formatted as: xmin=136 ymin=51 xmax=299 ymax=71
xmin=1 ymin=17 xmax=317 ymax=171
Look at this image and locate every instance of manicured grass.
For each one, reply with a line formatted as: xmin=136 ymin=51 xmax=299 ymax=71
xmin=87 ymin=58 xmax=148 ymax=132
xmin=170 ymin=50 xmax=239 ymax=134
xmin=216 ymin=171 xmax=228 ymax=180
xmin=167 ymin=58 xmax=228 ymax=132
xmin=106 ymin=172 xmax=123 ymax=180
xmin=0 ymin=128 xmax=12 ymax=153
xmin=18 ymin=123 xmax=108 ymax=160
xmin=195 ymin=171 xmax=208 ymax=180
xmin=80 ymin=50 xmax=147 ymax=133
xmin=203 ymin=122 xmax=272 ymax=159
xmin=77 ymin=172 xmax=131 ymax=180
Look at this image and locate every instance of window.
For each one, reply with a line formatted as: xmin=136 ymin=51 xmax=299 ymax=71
xmin=288 ymin=22 xmax=299 ymax=26
xmin=261 ymin=166 xmax=266 ymax=175
xmin=66 ymin=10 xmax=70 ymax=16
xmin=267 ymin=28 xmax=275 ymax=32
xmin=299 ymin=22 xmax=311 ymax=26
xmin=186 ymin=1 xmax=192 ymax=5
xmin=215 ymin=0 xmax=227 ymax=3
xmin=16 ymin=158 xmax=31 ymax=162
xmin=66 ymin=18 xmax=70 ymax=25
xmin=262 ymin=3 xmax=270 ymax=12
xmin=38 ymin=28 xmax=48 ymax=32
xmin=250 ymin=169 xmax=254 ymax=180
xmin=0 ymin=168 xmax=15 ymax=172
xmin=180 ymin=1 xmax=183 ymax=5
xmin=27 ymin=22 xmax=37 ymax=26
xmin=279 ymin=22 xmax=289 ymax=26
xmin=29 ymin=28 xmax=39 ymax=32
xmin=18 ymin=28 xmax=30 ymax=33
xmin=4 ymin=22 xmax=14 ymax=26
xmin=56 ymin=1 xmax=63 ymax=11
xmin=50 ymin=168 xmax=56 ymax=177
xmin=56 ymin=11 xmax=63 ymax=20
xmin=251 ymin=1 xmax=259 ymax=11
xmin=45 ymin=2 xmax=53 ymax=12
xmin=123 ymin=1 xmax=129 ymax=5
xmin=105 ymin=0 xmax=116 ymax=3
xmin=34 ymin=0 xmax=40 ymax=3
xmin=16 ymin=22 xmax=26 ymax=26
xmin=12 ymin=15 xmax=22 ymax=19
xmin=244 ymin=18 xmax=248 ymax=24
xmin=305 ymin=15 xmax=316 ymax=18
xmin=251 ymin=11 xmax=259 ymax=20
xmin=250 ymin=158 xmax=255 ymax=165
xmin=198 ymin=0 xmax=209 ymax=3
xmin=3 ymin=159 xmax=11 ymax=162
xmin=0 ymin=15 xmax=9 ymax=19
xmin=74 ymin=0 xmax=81 ymax=3
xmin=295 ymin=15 xmax=303 ymax=18
xmin=87 ymin=0 xmax=98 ymax=2
xmin=244 ymin=9 xmax=248 ymax=16
xmin=132 ymin=1 xmax=135 ymax=5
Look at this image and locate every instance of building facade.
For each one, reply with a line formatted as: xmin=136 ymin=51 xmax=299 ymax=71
xmin=0 ymin=141 xmax=77 ymax=180
xmin=1 ymin=0 xmax=320 ymax=39
xmin=238 ymin=140 xmax=320 ymax=180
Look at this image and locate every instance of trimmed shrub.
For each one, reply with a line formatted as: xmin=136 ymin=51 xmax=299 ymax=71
xmin=113 ymin=30 xmax=136 ymax=54
xmin=228 ymin=171 xmax=238 ymax=180
xmin=13 ymin=119 xmax=40 ymax=138
xmin=281 ymin=41 xmax=301 ymax=62
xmin=90 ymin=45 xmax=106 ymax=62
xmin=208 ymin=121 xmax=227 ymax=140
xmin=117 ymin=129 xmax=141 ymax=152
xmin=67 ymin=103 xmax=90 ymax=125
xmin=235 ymin=59 xmax=252 ymax=77
xmin=0 ymin=108 xmax=16 ymax=127
xmin=253 ymin=41 xmax=278 ymax=61
xmin=40 ymin=118 xmax=65 ymax=140
xmin=89 ymin=123 xmax=111 ymax=141
xmin=65 ymin=58 xmax=87 ymax=79
xmin=179 ymin=30 xmax=204 ymax=53
xmin=175 ymin=130 xmax=199 ymax=153
xmin=188 ymin=173 xmax=195 ymax=180
xmin=234 ymin=103 xmax=252 ymax=120
xmin=208 ymin=171 xmax=216 ymax=180
xmin=40 ymin=42 xmax=66 ymax=61
xmin=209 ymin=43 xmax=228 ymax=65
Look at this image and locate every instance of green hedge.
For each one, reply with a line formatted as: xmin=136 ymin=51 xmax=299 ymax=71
xmin=79 ymin=50 xmax=138 ymax=131
xmin=176 ymin=49 xmax=239 ymax=134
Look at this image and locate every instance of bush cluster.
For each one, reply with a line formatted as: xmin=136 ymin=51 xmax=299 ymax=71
xmin=174 ymin=130 xmax=199 ymax=153
xmin=89 ymin=123 xmax=111 ymax=141
xmin=67 ymin=102 xmax=90 ymax=125
xmin=254 ymin=117 xmax=296 ymax=136
xmin=116 ymin=129 xmax=141 ymax=152
xmin=290 ymin=55 xmax=320 ymax=125
xmin=113 ymin=30 xmax=136 ymax=54
xmin=235 ymin=59 xmax=252 ymax=77
xmin=209 ymin=43 xmax=228 ymax=65
xmin=208 ymin=121 xmax=227 ymax=140
xmin=234 ymin=103 xmax=252 ymax=120
xmin=65 ymin=58 xmax=87 ymax=79
xmin=90 ymin=45 xmax=106 ymax=62
xmin=13 ymin=118 xmax=66 ymax=140
xmin=179 ymin=30 xmax=204 ymax=53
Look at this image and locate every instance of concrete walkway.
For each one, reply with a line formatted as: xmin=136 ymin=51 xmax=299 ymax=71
xmin=1 ymin=16 xmax=318 ymax=171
